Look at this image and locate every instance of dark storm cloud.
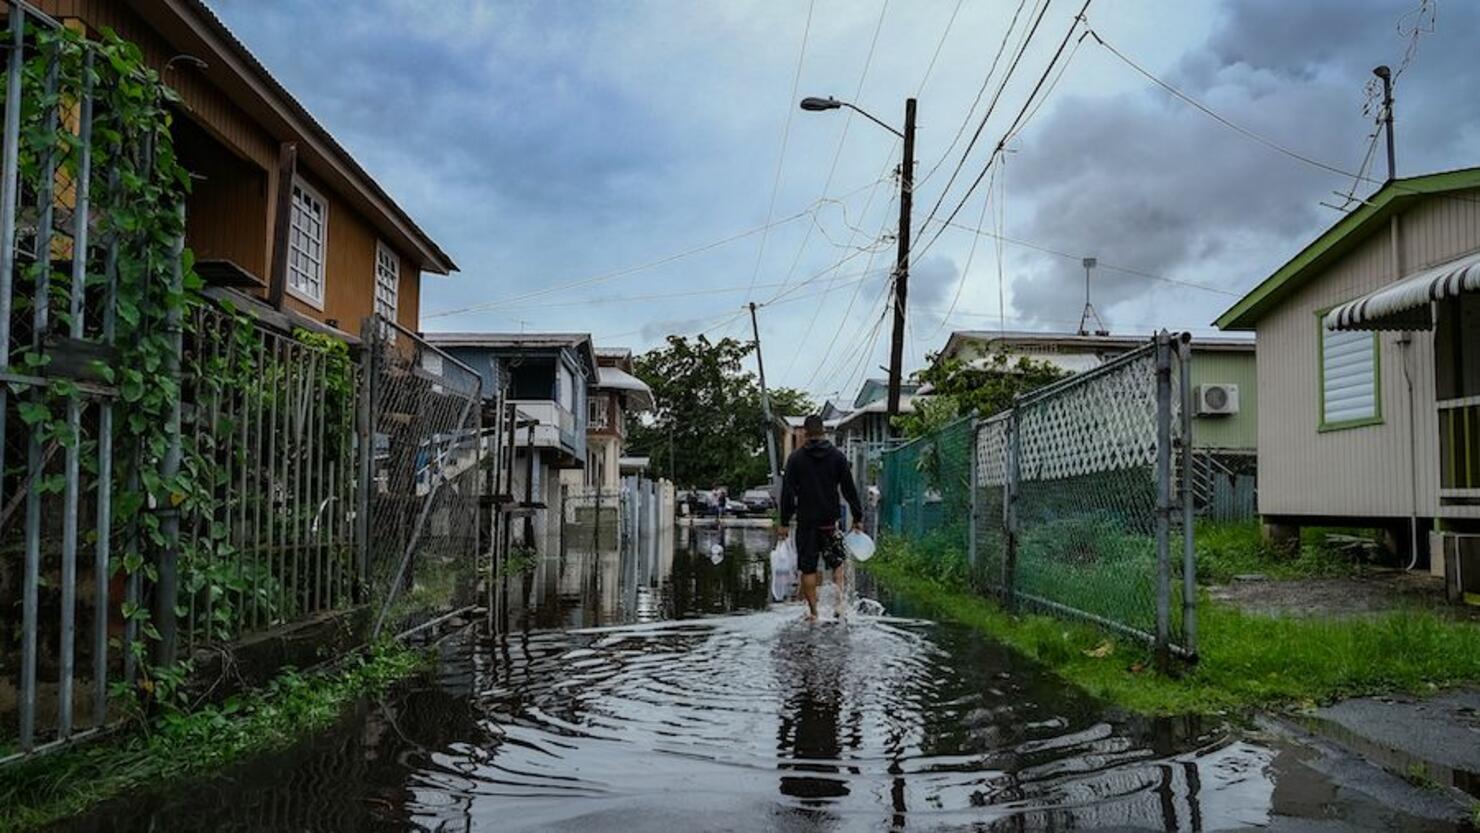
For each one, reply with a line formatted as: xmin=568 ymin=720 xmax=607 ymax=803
xmin=1002 ymin=0 xmax=1477 ymax=327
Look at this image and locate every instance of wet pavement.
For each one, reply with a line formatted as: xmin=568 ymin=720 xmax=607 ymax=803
xmin=56 ymin=526 xmax=1475 ymax=832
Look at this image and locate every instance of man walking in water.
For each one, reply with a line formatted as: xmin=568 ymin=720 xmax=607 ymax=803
xmin=778 ymin=415 xmax=863 ymax=622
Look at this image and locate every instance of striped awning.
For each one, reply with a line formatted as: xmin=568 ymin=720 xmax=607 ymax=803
xmin=1325 ymin=249 xmax=1480 ymax=331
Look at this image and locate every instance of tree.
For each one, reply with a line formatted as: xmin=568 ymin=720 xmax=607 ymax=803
xmin=627 ymin=335 xmax=814 ymax=491
xmin=899 ymin=347 xmax=1068 ymax=437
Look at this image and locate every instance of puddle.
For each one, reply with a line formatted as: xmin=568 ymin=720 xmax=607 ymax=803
xmin=53 ymin=526 xmax=1471 ymax=831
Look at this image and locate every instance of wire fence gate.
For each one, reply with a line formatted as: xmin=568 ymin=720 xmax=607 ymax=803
xmin=360 ymin=316 xmax=483 ymax=640
xmin=881 ymin=332 xmax=1198 ymax=666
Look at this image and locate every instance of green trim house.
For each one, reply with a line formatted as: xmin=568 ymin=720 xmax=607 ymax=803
xmin=1216 ymin=167 xmax=1480 ymax=577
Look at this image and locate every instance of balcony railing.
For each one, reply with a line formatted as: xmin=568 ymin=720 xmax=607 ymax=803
xmin=511 ymin=399 xmax=581 ymax=454
xmin=1439 ymin=395 xmax=1480 ymax=499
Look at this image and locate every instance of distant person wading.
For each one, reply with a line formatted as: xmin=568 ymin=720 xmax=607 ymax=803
xmin=779 ymin=415 xmax=863 ymax=622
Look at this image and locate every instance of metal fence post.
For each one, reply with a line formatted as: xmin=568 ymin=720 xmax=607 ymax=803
xmin=1004 ymin=406 xmax=1020 ymax=610
xmin=0 ymin=6 xmax=25 ymax=524
xmin=57 ymin=51 xmax=96 ymax=739
xmin=356 ymin=318 xmax=375 ymax=601
xmin=157 ymin=209 xmax=186 ymax=668
xmin=967 ymin=418 xmax=979 ymax=574
xmin=1154 ymin=331 xmax=1173 ymax=672
xmin=1178 ymin=334 xmax=1198 ymax=660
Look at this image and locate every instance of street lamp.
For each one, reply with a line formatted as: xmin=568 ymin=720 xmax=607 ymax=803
xmin=800 ymin=95 xmax=916 ymax=434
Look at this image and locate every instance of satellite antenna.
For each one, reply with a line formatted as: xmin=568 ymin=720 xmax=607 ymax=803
xmin=1077 ymin=257 xmax=1109 ymax=336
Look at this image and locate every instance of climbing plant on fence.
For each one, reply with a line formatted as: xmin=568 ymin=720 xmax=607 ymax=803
xmin=2 ymin=19 xmax=364 ymax=756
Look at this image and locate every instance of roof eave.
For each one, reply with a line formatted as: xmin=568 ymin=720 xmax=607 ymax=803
xmin=158 ymin=0 xmax=457 ymax=275
xmin=1215 ymin=168 xmax=1480 ymax=331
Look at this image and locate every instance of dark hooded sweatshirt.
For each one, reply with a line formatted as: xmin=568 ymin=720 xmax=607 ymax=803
xmin=780 ymin=439 xmax=864 ymax=529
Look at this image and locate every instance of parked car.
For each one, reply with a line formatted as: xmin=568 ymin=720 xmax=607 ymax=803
xmin=742 ymin=488 xmax=775 ymax=514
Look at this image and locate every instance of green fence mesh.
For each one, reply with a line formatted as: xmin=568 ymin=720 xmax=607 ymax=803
xmin=879 ymin=416 xmax=975 ymax=569
xmin=882 ymin=336 xmax=1196 ymax=659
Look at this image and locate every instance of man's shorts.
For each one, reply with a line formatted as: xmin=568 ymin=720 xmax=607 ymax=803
xmin=796 ymin=525 xmax=848 ymax=575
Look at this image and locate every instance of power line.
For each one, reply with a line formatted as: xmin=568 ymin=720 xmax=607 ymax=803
xmin=938 ymin=219 xmax=1240 ymax=296
xmin=797 ymin=187 xmax=901 ymax=385
xmin=915 ymin=0 xmax=1094 ymax=262
xmin=916 ymin=0 xmax=965 ymax=96
xmin=423 ymin=176 xmax=887 ymax=320
xmin=772 ymin=0 xmax=890 ymax=302
xmin=930 ymin=164 xmax=997 ymax=336
xmin=915 ymin=0 xmax=1055 ymax=229
xmin=919 ymin=0 xmax=1034 ymax=194
xmin=1087 ymin=28 xmax=1359 ymax=181
xmin=746 ymin=0 xmax=817 ymax=297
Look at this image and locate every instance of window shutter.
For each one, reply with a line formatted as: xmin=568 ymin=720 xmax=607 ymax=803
xmin=1322 ymin=327 xmax=1377 ymax=424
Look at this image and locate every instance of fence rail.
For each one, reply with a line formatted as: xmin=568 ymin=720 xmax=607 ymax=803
xmin=881 ymin=332 xmax=1198 ymax=665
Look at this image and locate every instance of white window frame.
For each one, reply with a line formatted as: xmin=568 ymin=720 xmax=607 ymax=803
xmin=374 ymin=240 xmax=399 ymax=322
xmin=287 ymin=178 xmax=328 ymax=310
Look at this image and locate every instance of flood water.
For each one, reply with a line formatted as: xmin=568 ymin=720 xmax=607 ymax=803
xmin=58 ymin=525 xmax=1466 ymax=832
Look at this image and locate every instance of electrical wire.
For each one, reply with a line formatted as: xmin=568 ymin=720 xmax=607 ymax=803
xmin=916 ymin=0 xmax=965 ymax=96
xmin=771 ymin=0 xmax=890 ymax=301
xmin=930 ymin=164 xmax=997 ymax=337
xmin=915 ymin=0 xmax=1054 ymax=226
xmin=938 ymin=219 xmax=1240 ymax=296
xmin=914 ymin=0 xmax=1094 ymax=263
xmin=918 ymin=0 xmax=1034 ymax=192
xmin=746 ymin=0 xmax=817 ymax=297
xmin=423 ymin=176 xmax=888 ymax=320
xmin=1087 ymin=24 xmax=1480 ymax=209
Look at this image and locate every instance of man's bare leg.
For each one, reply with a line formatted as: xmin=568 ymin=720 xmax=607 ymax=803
xmin=832 ymin=563 xmax=847 ymax=619
xmin=800 ymin=572 xmax=819 ymax=621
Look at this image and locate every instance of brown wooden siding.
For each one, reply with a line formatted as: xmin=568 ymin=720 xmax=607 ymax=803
xmin=38 ymin=0 xmax=429 ymax=337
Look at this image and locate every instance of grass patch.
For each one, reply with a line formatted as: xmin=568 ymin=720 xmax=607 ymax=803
xmin=1195 ymin=520 xmax=1380 ymax=584
xmin=0 ymin=642 xmax=427 ymax=832
xmin=867 ymin=536 xmax=1480 ymax=716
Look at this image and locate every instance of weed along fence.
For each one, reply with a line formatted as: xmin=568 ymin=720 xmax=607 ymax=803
xmin=880 ymin=332 xmax=1198 ymax=666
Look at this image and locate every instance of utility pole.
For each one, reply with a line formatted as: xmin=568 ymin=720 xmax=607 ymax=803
xmin=749 ymin=301 xmax=780 ymax=492
xmin=1373 ymin=65 xmax=1396 ymax=181
xmin=885 ymin=97 xmax=917 ymax=435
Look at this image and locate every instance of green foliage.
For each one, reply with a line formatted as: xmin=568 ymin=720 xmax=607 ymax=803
xmin=498 ymin=544 xmax=539 ymax=578
xmin=905 ymin=347 xmax=1069 ymax=426
xmin=7 ymin=24 xmax=203 ymax=699
xmin=1195 ymin=521 xmax=1374 ymax=584
xmin=627 ymin=335 xmax=813 ymax=490
xmin=0 ymin=643 xmax=427 ymax=831
xmin=892 ymin=395 xmax=960 ymax=440
xmin=867 ymin=536 xmax=1480 ymax=716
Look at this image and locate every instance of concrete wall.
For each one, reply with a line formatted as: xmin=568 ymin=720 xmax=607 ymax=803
xmin=1254 ymin=187 xmax=1480 ymax=521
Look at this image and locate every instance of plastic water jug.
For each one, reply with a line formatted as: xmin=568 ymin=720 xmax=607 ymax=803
xmin=844 ymin=530 xmax=875 ymax=562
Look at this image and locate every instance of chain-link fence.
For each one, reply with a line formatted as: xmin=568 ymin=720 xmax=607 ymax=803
xmin=882 ymin=332 xmax=1197 ymax=664
xmin=360 ymin=316 xmax=482 ymax=639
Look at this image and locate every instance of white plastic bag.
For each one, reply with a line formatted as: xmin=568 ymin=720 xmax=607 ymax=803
xmin=844 ymin=529 xmax=876 ymax=562
xmin=769 ymin=536 xmax=797 ymax=601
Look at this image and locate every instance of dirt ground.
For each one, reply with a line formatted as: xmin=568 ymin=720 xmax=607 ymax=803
xmin=1208 ymin=568 xmax=1480 ymax=621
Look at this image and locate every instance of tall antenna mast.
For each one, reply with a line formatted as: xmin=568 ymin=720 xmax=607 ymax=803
xmin=1077 ymin=257 xmax=1108 ymax=336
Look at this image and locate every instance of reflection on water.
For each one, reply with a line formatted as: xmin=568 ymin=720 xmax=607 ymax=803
xmin=56 ymin=529 xmax=1467 ymax=832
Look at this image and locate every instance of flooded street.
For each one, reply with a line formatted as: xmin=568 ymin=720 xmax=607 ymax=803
xmin=59 ymin=528 xmax=1467 ymax=832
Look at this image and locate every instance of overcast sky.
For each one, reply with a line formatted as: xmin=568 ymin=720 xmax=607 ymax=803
xmin=212 ymin=0 xmax=1471 ymax=403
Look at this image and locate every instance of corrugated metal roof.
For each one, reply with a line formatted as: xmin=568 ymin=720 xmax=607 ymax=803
xmin=594 ymin=366 xmax=655 ymax=411
xmin=1325 ymin=248 xmax=1480 ymax=331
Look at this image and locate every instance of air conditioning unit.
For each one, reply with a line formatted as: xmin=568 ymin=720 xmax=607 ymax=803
xmin=1194 ymin=383 xmax=1240 ymax=416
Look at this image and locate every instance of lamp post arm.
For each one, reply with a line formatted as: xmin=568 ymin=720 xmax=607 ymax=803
xmin=840 ymin=102 xmax=905 ymax=140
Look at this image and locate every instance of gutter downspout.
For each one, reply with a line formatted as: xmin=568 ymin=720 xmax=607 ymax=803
xmin=1392 ymin=213 xmax=1421 ymax=570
